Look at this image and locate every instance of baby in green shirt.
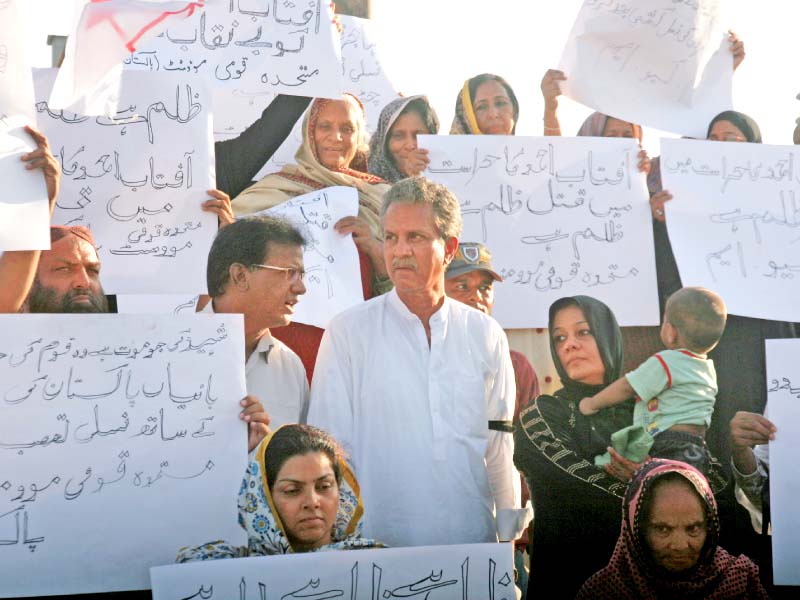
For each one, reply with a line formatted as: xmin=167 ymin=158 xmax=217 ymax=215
xmin=580 ymin=287 xmax=727 ymax=476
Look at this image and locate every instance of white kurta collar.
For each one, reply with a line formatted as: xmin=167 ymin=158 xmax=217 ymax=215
xmin=386 ymin=287 xmax=451 ymax=327
xmin=253 ymin=332 xmax=275 ymax=364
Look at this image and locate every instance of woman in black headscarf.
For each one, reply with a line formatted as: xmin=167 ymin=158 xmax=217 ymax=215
xmin=514 ymin=295 xmax=641 ymax=599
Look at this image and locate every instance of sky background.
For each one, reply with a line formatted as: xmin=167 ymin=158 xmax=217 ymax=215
xmin=370 ymin=0 xmax=799 ymax=154
xmin=21 ymin=0 xmax=800 ymax=155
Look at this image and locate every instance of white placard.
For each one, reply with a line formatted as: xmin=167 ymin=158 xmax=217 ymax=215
xmin=252 ymin=186 xmax=362 ymax=329
xmin=0 ymin=130 xmax=51 ymax=252
xmin=116 ymin=294 xmax=199 ymax=315
xmin=0 ymin=0 xmax=35 ymax=122
xmin=422 ymin=135 xmax=659 ymax=328
xmin=0 ymin=0 xmax=50 ymax=251
xmin=339 ymin=16 xmax=401 ymax=120
xmin=0 ymin=314 xmax=247 ymax=597
xmin=151 ymin=542 xmax=515 ymax=600
xmin=559 ymin=0 xmax=732 ymax=138
xmin=34 ymin=68 xmax=216 ymax=295
xmin=660 ymin=138 xmax=800 ymax=321
xmin=210 ymin=86 xmax=276 ymax=141
xmin=766 ymin=339 xmax=800 ymax=586
xmin=50 ymin=0 xmax=207 ymax=116
xmin=254 ymin=15 xmax=400 ymax=178
xmin=125 ymin=0 xmax=343 ymax=100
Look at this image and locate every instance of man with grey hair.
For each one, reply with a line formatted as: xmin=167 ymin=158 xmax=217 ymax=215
xmin=309 ymin=176 xmax=521 ymax=547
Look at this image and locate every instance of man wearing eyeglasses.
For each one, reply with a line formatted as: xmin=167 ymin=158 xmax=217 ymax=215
xmin=202 ymin=215 xmax=310 ymax=428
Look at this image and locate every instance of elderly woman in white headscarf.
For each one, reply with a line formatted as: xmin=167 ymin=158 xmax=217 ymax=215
xmin=231 ymin=94 xmax=392 ymax=379
xmin=233 ymin=93 xmax=389 ymax=285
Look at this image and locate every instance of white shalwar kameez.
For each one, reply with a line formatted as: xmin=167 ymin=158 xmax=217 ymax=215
xmin=308 ymin=289 xmax=519 ymax=547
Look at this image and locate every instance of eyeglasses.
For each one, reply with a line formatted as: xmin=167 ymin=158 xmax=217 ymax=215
xmin=708 ymin=134 xmax=746 ymax=142
xmin=250 ymin=264 xmax=306 ymax=282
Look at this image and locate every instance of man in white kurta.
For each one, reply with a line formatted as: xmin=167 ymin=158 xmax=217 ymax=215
xmin=204 ymin=215 xmax=309 ymax=428
xmin=308 ymin=177 xmax=519 ymax=547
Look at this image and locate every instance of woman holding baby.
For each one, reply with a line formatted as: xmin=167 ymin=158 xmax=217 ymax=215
xmin=514 ymin=290 xmax=728 ymax=599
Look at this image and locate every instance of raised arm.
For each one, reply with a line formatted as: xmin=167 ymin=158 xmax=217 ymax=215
xmin=0 ymin=126 xmax=60 ymax=313
xmin=214 ymin=95 xmax=312 ymax=198
xmin=729 ymin=30 xmax=745 ymax=71
xmin=730 ymin=411 xmax=773 ymax=530
xmin=541 ymin=69 xmax=566 ymax=136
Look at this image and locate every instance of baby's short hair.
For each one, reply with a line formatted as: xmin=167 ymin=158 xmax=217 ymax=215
xmin=665 ymin=287 xmax=727 ymax=353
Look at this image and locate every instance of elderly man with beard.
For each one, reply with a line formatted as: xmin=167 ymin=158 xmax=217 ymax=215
xmin=309 ymin=177 xmax=522 ymax=548
xmin=25 ymin=225 xmax=109 ymax=313
xmin=0 ymin=126 xmax=109 ymax=315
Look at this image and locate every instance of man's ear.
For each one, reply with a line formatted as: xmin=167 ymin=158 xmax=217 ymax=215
xmin=443 ymin=236 xmax=459 ymax=265
xmin=229 ymin=263 xmax=250 ymax=292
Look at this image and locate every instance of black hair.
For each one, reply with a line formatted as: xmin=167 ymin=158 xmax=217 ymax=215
xmin=206 ymin=216 xmax=305 ymax=297
xmin=263 ymin=425 xmax=345 ymax=491
xmin=467 ymin=73 xmax=520 ymax=132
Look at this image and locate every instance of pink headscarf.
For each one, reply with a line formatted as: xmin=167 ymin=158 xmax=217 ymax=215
xmin=577 ymin=459 xmax=769 ymax=600
xmin=576 ymin=111 xmax=643 ymax=144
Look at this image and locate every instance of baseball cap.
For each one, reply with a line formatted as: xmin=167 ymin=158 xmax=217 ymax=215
xmin=446 ymin=242 xmax=503 ymax=281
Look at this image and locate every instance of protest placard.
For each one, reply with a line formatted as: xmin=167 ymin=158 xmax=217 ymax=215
xmin=661 ymin=138 xmax=800 ymax=321
xmin=151 ymin=542 xmax=515 ymax=600
xmin=422 ymin=134 xmax=659 ymax=328
xmin=765 ymin=339 xmax=800 ymax=585
xmin=559 ymin=0 xmax=732 ymax=137
xmin=0 ymin=0 xmax=49 ymax=251
xmin=0 ymin=314 xmax=247 ymax=597
xmin=51 ymin=0 xmax=205 ymax=116
xmin=126 ymin=0 xmax=343 ymax=100
xmin=35 ymin=68 xmax=216 ymax=294
xmin=253 ymin=186 xmax=362 ymax=329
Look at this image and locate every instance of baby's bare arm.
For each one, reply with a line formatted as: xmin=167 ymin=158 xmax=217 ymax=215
xmin=580 ymin=377 xmax=635 ymax=415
